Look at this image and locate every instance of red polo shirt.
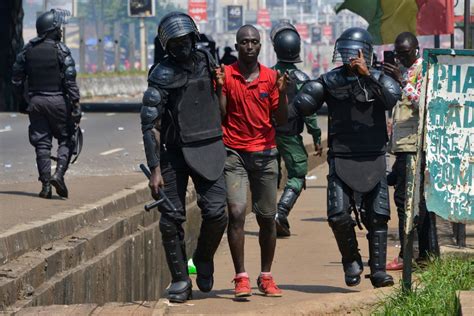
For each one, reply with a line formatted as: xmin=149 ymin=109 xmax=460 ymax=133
xmin=221 ymin=62 xmax=279 ymax=152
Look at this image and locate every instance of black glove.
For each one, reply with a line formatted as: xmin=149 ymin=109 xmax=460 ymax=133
xmin=71 ymin=103 xmax=82 ymax=124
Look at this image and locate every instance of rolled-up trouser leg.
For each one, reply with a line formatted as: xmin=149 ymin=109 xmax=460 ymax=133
xmin=327 ymin=162 xmax=363 ymax=286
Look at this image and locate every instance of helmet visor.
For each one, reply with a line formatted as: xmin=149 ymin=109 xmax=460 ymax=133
xmin=52 ymin=8 xmax=71 ymax=27
xmin=332 ymin=39 xmax=373 ymax=65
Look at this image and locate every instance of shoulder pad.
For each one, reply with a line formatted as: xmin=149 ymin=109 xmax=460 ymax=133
xmin=196 ymin=48 xmax=217 ymax=69
xmin=29 ymin=37 xmax=44 ymax=45
xmin=321 ymin=67 xmax=351 ymax=100
xmin=64 ymin=54 xmax=75 ymax=67
xmin=321 ymin=67 xmax=348 ymax=88
xmin=148 ymin=59 xmax=187 ymax=89
xmin=369 ymin=69 xmax=382 ymax=81
xmin=57 ymin=42 xmax=71 ymax=55
xmin=379 ymin=72 xmax=402 ymax=100
xmin=294 ymin=80 xmax=325 ymax=116
xmin=288 ymin=69 xmax=310 ymax=83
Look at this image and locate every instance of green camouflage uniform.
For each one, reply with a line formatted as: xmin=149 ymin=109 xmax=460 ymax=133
xmin=273 ymin=62 xmax=321 ymax=194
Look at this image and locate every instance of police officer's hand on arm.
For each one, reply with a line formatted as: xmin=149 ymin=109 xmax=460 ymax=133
xmin=215 ymin=64 xmax=227 ymax=117
xmin=274 ymin=70 xmax=291 ymax=126
xmin=350 ymin=49 xmax=370 ymax=76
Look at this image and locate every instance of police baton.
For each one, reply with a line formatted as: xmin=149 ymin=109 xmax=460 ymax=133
xmin=139 ymin=164 xmax=177 ymax=212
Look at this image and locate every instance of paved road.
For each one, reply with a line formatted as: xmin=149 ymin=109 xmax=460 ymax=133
xmin=0 ymin=111 xmax=328 ymax=184
xmin=0 ymin=112 xmax=145 ymax=184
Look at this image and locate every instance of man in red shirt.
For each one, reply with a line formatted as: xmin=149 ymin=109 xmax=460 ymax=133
xmin=215 ymin=25 xmax=289 ymax=298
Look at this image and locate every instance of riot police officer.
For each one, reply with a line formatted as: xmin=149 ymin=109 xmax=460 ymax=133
xmin=141 ymin=12 xmax=227 ymax=303
xmin=294 ymin=28 xmax=401 ymax=288
xmin=270 ymin=22 xmax=322 ymax=237
xmin=12 ymin=9 xmax=81 ymax=199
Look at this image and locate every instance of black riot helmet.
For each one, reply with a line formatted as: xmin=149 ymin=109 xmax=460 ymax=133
xmin=332 ymin=27 xmax=373 ymax=66
xmin=36 ymin=8 xmax=71 ymax=37
xmin=157 ymin=12 xmax=200 ymax=50
xmin=271 ymin=22 xmax=302 ymax=63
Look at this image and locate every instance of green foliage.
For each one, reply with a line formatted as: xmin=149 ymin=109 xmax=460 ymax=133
xmin=374 ymin=256 xmax=474 ymax=315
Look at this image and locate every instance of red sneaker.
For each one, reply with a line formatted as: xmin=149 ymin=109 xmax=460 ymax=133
xmin=233 ymin=276 xmax=252 ymax=297
xmin=387 ymin=256 xmax=404 ymax=271
xmin=257 ymin=275 xmax=282 ymax=297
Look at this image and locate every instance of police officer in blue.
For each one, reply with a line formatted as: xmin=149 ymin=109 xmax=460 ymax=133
xmin=12 ymin=9 xmax=81 ymax=199
xmin=140 ymin=12 xmax=227 ymax=303
xmin=294 ymin=28 xmax=401 ymax=288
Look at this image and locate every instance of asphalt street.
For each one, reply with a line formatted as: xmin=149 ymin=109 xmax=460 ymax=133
xmin=0 ymin=112 xmax=145 ymax=184
xmin=0 ymin=110 xmax=328 ymax=184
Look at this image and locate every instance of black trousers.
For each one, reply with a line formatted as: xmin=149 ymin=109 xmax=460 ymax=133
xmin=158 ymin=148 xmax=227 ymax=237
xmin=28 ymin=95 xmax=72 ymax=182
xmin=392 ymin=152 xmax=434 ymax=258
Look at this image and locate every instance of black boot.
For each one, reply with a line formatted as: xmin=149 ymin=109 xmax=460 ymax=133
xmin=50 ymin=161 xmax=68 ymax=198
xmin=193 ymin=213 xmax=227 ymax=293
xmin=367 ymin=229 xmax=394 ymax=288
xmin=329 ymin=214 xmax=363 ymax=287
xmin=162 ymin=238 xmax=192 ymax=303
xmin=38 ymin=172 xmax=52 ymax=199
xmin=39 ymin=181 xmax=52 ymax=199
xmin=275 ymin=188 xmax=299 ymax=237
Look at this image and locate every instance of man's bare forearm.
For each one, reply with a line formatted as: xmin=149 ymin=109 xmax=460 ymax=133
xmin=217 ymin=87 xmax=227 ymax=118
xmin=273 ymin=92 xmax=288 ymax=126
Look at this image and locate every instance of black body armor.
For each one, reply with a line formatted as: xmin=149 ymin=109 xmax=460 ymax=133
xmin=26 ymin=40 xmax=62 ymax=92
xmin=321 ymin=67 xmax=400 ymax=193
xmin=147 ymin=49 xmax=225 ymax=181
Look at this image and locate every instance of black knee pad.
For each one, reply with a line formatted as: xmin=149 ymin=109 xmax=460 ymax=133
xmin=328 ymin=212 xmax=355 ymax=232
xmin=368 ymin=213 xmax=389 ymax=232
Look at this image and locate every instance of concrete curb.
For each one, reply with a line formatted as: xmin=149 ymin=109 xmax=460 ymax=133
xmin=1 ymin=135 xmax=327 ymax=312
xmin=440 ymin=245 xmax=474 ymax=259
xmin=0 ymin=181 xmax=149 ymax=264
xmin=458 ymin=291 xmax=474 ymax=316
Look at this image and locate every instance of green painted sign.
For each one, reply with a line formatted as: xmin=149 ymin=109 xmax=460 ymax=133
xmin=422 ymin=49 xmax=474 ymax=223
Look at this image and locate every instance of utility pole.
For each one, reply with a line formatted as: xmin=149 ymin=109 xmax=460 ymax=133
xmin=139 ymin=17 xmax=147 ymax=71
xmin=79 ymin=17 xmax=85 ymax=73
xmin=97 ymin=19 xmax=104 ymax=72
xmin=114 ymin=21 xmax=120 ymax=72
xmin=129 ymin=23 xmax=136 ymax=70
xmin=465 ymin=0 xmax=472 ymax=49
